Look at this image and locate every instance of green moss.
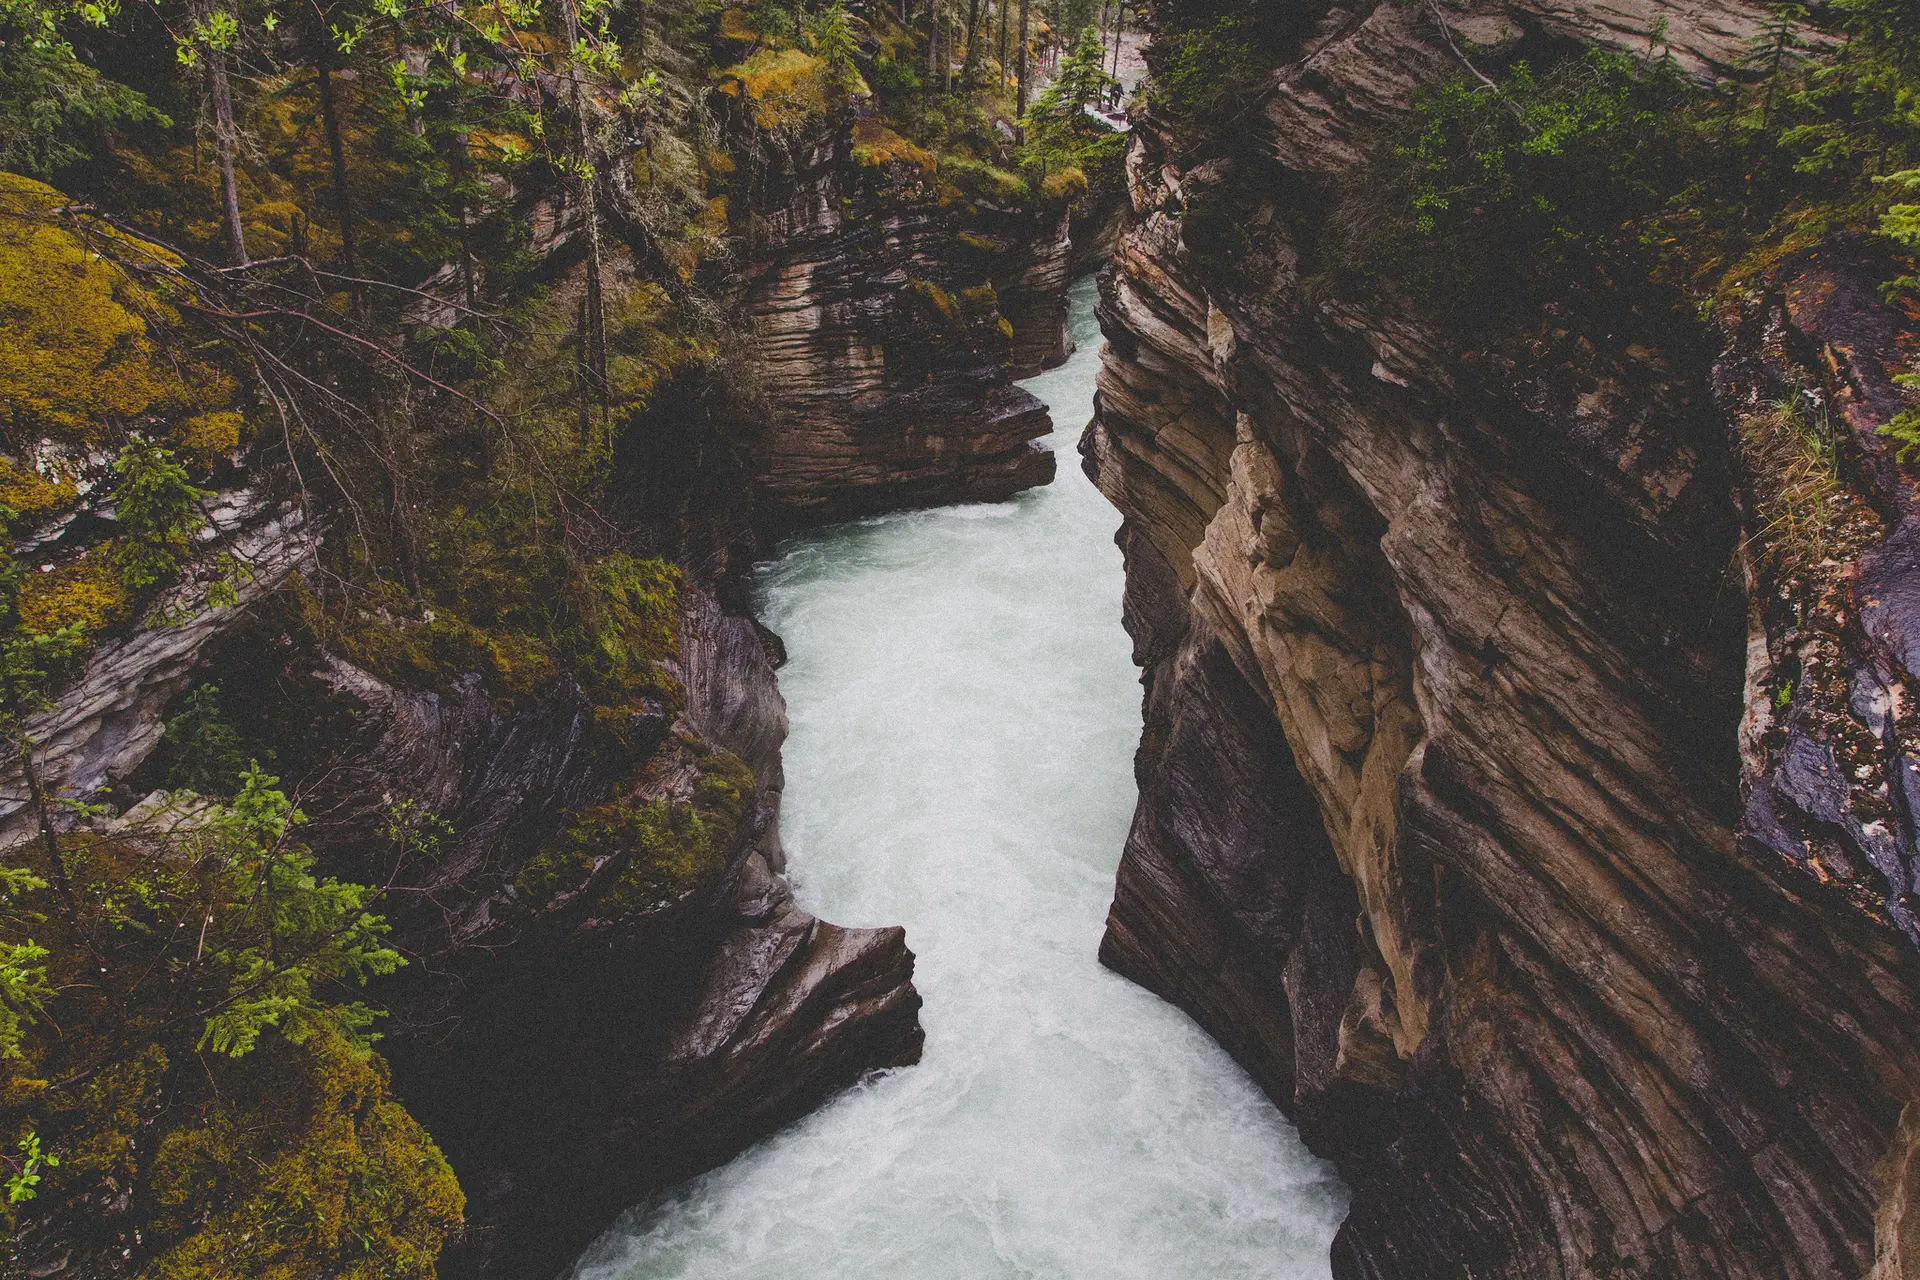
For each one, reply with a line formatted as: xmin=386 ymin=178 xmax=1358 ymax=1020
xmin=144 ymin=1028 xmax=464 ymax=1280
xmin=0 ymin=778 xmax=461 ymax=1276
xmin=572 ymin=552 xmax=682 ymax=707
xmin=958 ymin=283 xmax=999 ymax=315
xmin=936 ymin=154 xmax=1029 ymax=205
xmin=514 ymin=748 xmax=754 ymax=919
xmin=716 ymin=49 xmax=830 ymax=131
xmin=1039 ymin=166 xmax=1088 ymax=202
xmin=15 ymin=548 xmax=130 ymax=641
xmin=851 ymin=119 xmax=936 ymax=173
xmin=319 ymin=596 xmax=559 ymax=705
xmin=903 ymin=278 xmax=960 ymax=326
xmin=0 ymin=457 xmax=73 ymax=526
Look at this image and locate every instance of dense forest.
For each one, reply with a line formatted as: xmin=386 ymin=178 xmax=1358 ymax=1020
xmin=9 ymin=0 xmax=1920 ymax=1267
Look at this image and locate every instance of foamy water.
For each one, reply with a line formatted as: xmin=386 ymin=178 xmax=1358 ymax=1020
xmin=568 ymin=277 xmax=1348 ymax=1280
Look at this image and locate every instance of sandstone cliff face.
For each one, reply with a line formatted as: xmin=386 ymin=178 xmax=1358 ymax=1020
xmin=738 ymin=125 xmax=1067 ymax=525
xmin=1086 ymin=1 xmax=1920 ymax=1275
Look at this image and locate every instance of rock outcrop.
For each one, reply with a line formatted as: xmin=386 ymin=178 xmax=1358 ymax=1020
xmin=1086 ymin=1 xmax=1920 ymax=1275
xmin=314 ymin=589 xmax=924 ymax=1280
xmin=737 ymin=125 xmax=1067 ymax=525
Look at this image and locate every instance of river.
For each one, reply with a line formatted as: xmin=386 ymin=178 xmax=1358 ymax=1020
xmin=568 ymin=276 xmax=1348 ymax=1280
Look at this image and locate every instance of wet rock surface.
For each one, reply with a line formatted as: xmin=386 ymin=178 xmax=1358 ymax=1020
xmin=1086 ymin=1 xmax=1920 ymax=1275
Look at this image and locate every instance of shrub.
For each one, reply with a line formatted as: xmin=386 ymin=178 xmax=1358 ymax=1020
xmin=1334 ymin=49 xmax=1695 ymax=329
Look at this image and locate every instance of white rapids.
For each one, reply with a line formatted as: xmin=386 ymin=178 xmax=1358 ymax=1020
xmin=569 ymin=276 xmax=1349 ymax=1280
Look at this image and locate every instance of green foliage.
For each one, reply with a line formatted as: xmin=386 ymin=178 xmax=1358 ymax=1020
xmin=1339 ymin=49 xmax=1693 ymax=324
xmin=513 ymin=748 xmax=752 ymax=918
xmin=1146 ymin=8 xmax=1262 ymax=125
xmin=0 ymin=869 xmax=49 ymax=1065
xmin=156 ymin=683 xmax=249 ymax=796
xmin=1029 ymin=24 xmax=1114 ymax=124
xmin=805 ymin=0 xmax=861 ymax=86
xmin=1879 ymin=369 xmax=1920 ymax=457
xmin=572 ymin=552 xmax=682 ymax=706
xmin=191 ymin=764 xmax=405 ymax=1057
xmin=0 ymin=766 xmax=458 ymax=1270
xmin=111 ymin=439 xmax=212 ymax=592
xmin=0 ymin=36 xmax=165 ymax=178
xmin=5 ymin=1130 xmax=56 ymax=1203
xmin=1015 ymin=25 xmax=1124 ymax=206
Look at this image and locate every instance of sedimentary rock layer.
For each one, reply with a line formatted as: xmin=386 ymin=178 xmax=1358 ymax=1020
xmin=1087 ymin=1 xmax=1920 ymax=1274
xmin=740 ymin=132 xmax=1066 ymax=524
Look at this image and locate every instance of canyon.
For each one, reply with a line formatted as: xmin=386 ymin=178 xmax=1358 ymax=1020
xmin=10 ymin=0 xmax=1920 ymax=1272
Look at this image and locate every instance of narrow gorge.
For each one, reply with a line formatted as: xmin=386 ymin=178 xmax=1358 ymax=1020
xmin=9 ymin=0 xmax=1920 ymax=1273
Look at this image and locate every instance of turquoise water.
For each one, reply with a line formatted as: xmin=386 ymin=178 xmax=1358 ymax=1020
xmin=568 ymin=276 xmax=1347 ymax=1280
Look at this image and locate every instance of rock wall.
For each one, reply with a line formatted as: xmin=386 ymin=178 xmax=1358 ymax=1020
xmin=738 ymin=127 xmax=1067 ymax=525
xmin=1085 ymin=1 xmax=1920 ymax=1275
xmin=291 ymin=590 xmax=923 ymax=1280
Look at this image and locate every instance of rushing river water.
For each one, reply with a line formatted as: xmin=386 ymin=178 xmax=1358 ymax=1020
xmin=569 ymin=277 xmax=1348 ymax=1280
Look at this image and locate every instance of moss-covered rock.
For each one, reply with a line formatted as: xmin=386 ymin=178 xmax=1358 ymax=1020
xmin=716 ymin=49 xmax=832 ymax=131
xmin=513 ymin=746 xmax=755 ymax=921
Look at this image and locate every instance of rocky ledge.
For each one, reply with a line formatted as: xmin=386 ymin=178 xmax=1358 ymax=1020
xmin=1084 ymin=0 xmax=1920 ymax=1275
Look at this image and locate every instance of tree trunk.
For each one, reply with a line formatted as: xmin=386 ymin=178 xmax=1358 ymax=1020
xmin=371 ymin=370 xmax=424 ymax=594
xmin=1109 ymin=2 xmax=1123 ymax=105
xmin=998 ymin=0 xmax=1009 ymax=88
xmin=961 ymin=0 xmax=983 ymax=86
xmin=1015 ymin=0 xmax=1030 ymax=121
xmin=201 ymin=3 xmax=248 ymax=266
xmin=315 ymin=56 xmax=359 ymax=294
xmin=12 ymin=721 xmax=77 ymax=931
xmin=560 ymin=0 xmax=608 ymax=413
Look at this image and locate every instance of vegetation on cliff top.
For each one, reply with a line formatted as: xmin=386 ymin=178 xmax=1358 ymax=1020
xmin=0 ymin=0 xmax=1133 ymax=1260
xmin=0 ymin=767 xmax=463 ymax=1276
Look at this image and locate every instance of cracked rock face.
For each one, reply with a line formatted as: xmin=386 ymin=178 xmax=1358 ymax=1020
xmin=739 ymin=131 xmax=1065 ymax=526
xmin=1086 ymin=0 xmax=1920 ymax=1275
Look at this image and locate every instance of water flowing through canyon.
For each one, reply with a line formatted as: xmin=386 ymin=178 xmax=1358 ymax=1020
xmin=568 ymin=277 xmax=1348 ymax=1280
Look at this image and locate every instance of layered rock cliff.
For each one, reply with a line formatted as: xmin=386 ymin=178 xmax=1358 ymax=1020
xmin=1086 ymin=1 xmax=1920 ymax=1275
xmin=737 ymin=122 xmax=1068 ymax=526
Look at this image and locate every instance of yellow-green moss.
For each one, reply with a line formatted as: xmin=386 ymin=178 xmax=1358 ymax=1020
xmin=145 ymin=1028 xmax=464 ymax=1280
xmin=936 ymin=155 xmax=1029 ymax=205
xmin=0 ymin=174 xmax=238 ymax=449
xmin=957 ymin=231 xmax=1000 ymax=252
xmin=574 ymin=552 xmax=682 ymax=706
xmin=602 ymin=281 xmax=719 ymax=403
xmin=851 ymin=119 xmax=936 ymax=174
xmin=1039 ymin=166 xmax=1089 ymax=202
xmin=314 ymin=595 xmax=558 ymax=705
xmin=904 ymin=278 xmax=960 ymax=325
xmin=716 ymin=49 xmax=830 ymax=131
xmin=0 ymin=457 xmax=75 ymax=526
xmin=16 ymin=550 xmax=131 ymax=640
xmin=959 ymin=283 xmax=999 ymax=315
xmin=178 ymin=410 xmax=245 ymax=458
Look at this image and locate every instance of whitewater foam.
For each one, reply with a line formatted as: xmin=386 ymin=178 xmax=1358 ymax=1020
xmin=569 ymin=276 xmax=1347 ymax=1280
